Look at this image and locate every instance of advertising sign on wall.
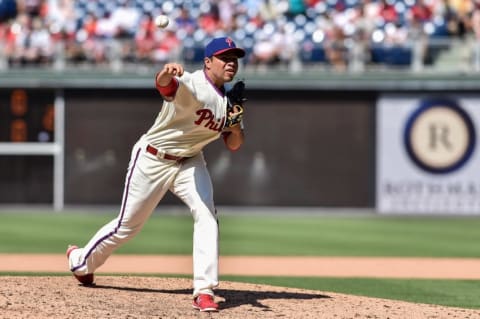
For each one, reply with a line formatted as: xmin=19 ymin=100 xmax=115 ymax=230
xmin=376 ymin=95 xmax=480 ymax=214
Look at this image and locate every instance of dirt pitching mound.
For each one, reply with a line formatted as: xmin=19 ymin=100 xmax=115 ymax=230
xmin=1 ymin=276 xmax=479 ymax=319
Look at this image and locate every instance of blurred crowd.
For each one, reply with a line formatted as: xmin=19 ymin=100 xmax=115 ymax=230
xmin=0 ymin=0 xmax=480 ymax=71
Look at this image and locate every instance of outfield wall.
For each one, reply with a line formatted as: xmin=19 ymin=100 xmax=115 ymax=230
xmin=0 ymin=88 xmax=375 ymax=207
xmin=0 ymin=76 xmax=478 ymax=212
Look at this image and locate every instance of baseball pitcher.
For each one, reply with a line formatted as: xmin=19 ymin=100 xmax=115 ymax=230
xmin=67 ymin=36 xmax=247 ymax=312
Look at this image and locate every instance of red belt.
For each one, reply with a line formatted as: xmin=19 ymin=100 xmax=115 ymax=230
xmin=146 ymin=145 xmax=187 ymax=162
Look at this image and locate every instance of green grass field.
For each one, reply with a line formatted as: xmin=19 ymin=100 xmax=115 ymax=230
xmin=1 ymin=209 xmax=480 ymax=309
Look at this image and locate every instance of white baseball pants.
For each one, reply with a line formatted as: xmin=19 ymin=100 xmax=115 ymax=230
xmin=68 ymin=136 xmax=219 ymax=297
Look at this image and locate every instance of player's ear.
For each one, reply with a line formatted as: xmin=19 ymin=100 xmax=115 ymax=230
xmin=204 ymin=57 xmax=213 ymax=69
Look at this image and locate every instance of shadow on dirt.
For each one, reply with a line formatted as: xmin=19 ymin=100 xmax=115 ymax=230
xmin=89 ymin=284 xmax=330 ymax=310
xmin=216 ymin=289 xmax=331 ymax=310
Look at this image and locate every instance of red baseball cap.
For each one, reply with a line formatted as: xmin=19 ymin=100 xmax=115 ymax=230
xmin=204 ymin=37 xmax=245 ymax=58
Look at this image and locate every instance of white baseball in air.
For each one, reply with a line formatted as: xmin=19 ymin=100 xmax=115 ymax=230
xmin=154 ymin=15 xmax=169 ymax=28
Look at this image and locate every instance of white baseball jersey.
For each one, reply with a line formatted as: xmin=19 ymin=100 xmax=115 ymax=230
xmin=145 ymin=69 xmax=228 ymax=157
xmin=68 ymin=68 xmax=233 ymax=299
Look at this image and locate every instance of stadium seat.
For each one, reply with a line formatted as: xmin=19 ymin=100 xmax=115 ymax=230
xmin=386 ymin=46 xmax=412 ymax=65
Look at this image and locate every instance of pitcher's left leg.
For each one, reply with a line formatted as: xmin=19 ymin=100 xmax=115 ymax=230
xmin=171 ymin=153 xmax=219 ymax=297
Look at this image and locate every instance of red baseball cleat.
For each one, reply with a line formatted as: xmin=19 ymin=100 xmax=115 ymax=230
xmin=66 ymin=245 xmax=95 ymax=286
xmin=192 ymin=294 xmax=219 ymax=312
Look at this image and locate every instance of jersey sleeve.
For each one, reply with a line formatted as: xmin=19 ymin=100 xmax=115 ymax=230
xmin=173 ymin=82 xmax=202 ymax=110
xmin=156 ymin=76 xmax=179 ymax=100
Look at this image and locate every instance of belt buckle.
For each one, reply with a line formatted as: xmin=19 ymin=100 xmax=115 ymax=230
xmin=158 ymin=149 xmax=167 ymax=160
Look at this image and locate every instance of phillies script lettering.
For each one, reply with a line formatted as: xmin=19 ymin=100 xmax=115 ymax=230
xmin=194 ymin=109 xmax=224 ymax=132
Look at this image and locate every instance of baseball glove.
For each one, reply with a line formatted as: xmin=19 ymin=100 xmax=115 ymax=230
xmin=224 ymin=80 xmax=246 ymax=128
